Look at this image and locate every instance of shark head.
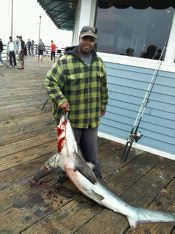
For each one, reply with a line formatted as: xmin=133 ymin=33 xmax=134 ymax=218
xmin=57 ymin=114 xmax=78 ymax=158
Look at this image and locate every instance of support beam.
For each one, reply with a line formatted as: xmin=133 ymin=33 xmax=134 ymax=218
xmin=72 ymin=0 xmax=97 ymax=45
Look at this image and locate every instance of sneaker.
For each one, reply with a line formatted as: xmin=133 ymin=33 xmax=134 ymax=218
xmin=57 ymin=171 xmax=68 ymax=183
xmin=10 ymin=65 xmax=13 ymax=68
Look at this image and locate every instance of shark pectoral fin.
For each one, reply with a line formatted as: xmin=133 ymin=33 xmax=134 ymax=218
xmin=45 ymin=153 xmax=61 ymax=169
xmin=127 ymin=216 xmax=138 ymax=229
xmin=91 ymin=189 xmax=104 ymax=202
xmin=75 ymin=153 xmax=97 ymax=184
xmin=32 ymin=153 xmax=62 ymax=182
xmin=32 ymin=166 xmax=54 ymax=181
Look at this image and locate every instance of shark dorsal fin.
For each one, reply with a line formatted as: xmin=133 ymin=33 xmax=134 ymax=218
xmin=75 ymin=152 xmax=97 ymax=184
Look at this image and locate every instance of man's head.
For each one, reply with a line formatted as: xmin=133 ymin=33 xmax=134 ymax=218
xmin=78 ymin=26 xmax=97 ymax=54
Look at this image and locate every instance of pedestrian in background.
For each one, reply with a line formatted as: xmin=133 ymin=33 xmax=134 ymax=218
xmin=50 ymin=40 xmax=56 ymax=62
xmin=31 ymin=40 xmax=35 ymax=55
xmin=7 ymin=36 xmax=16 ymax=68
xmin=18 ymin=36 xmax=25 ymax=69
xmin=38 ymin=39 xmax=45 ymax=61
xmin=0 ymin=38 xmax=3 ymax=66
xmin=15 ymin=36 xmax=20 ymax=55
xmin=26 ymin=39 xmax=31 ymax=55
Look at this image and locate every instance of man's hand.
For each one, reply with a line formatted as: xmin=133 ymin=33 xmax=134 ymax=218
xmin=100 ymin=110 xmax=105 ymax=117
xmin=59 ymin=101 xmax=70 ymax=112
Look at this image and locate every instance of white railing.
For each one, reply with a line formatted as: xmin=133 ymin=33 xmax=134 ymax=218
xmin=1 ymin=44 xmax=64 ymax=61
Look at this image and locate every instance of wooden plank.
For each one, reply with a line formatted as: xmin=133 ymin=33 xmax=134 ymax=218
xmin=22 ymin=196 xmax=102 ymax=234
xmin=126 ymin=179 xmax=175 ymax=234
xmin=0 ymin=132 xmax=56 ymax=158
xmin=20 ymin=152 xmax=159 ymax=233
xmin=75 ymin=156 xmax=174 ymax=233
xmin=0 ymin=141 xmax=56 ymax=171
xmin=0 ymin=115 xmax=55 ymax=146
xmin=0 ymin=153 xmax=54 ymax=190
xmin=0 ymin=104 xmax=51 ymax=122
xmin=1 ymin=56 xmax=175 ymax=234
xmin=0 ymin=179 xmax=80 ymax=233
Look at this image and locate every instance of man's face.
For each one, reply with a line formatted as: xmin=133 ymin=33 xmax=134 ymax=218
xmin=79 ymin=36 xmax=96 ymax=54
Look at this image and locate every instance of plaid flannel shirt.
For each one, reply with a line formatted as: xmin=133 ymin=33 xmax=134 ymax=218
xmin=45 ymin=46 xmax=108 ymax=128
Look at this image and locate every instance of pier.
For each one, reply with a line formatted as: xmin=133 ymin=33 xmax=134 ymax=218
xmin=0 ymin=56 xmax=174 ymax=233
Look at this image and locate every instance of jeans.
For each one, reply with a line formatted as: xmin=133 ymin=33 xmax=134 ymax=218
xmin=73 ymin=127 xmax=102 ymax=178
xmin=51 ymin=51 xmax=55 ymax=61
xmin=9 ymin=51 xmax=16 ymax=66
xmin=0 ymin=52 xmax=3 ymax=64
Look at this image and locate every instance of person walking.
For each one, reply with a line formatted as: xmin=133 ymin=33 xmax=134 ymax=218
xmin=38 ymin=39 xmax=45 ymax=61
xmin=50 ymin=40 xmax=56 ymax=62
xmin=7 ymin=36 xmax=17 ymax=68
xmin=0 ymin=38 xmax=3 ymax=66
xmin=26 ymin=39 xmax=32 ymax=55
xmin=45 ymin=26 xmax=108 ymax=180
xmin=18 ymin=36 xmax=25 ymax=69
xmin=31 ymin=40 xmax=35 ymax=55
xmin=15 ymin=36 xmax=20 ymax=55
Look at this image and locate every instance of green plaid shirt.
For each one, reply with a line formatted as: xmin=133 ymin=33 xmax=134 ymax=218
xmin=45 ymin=46 xmax=108 ymax=128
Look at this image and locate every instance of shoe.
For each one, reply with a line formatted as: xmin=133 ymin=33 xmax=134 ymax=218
xmin=10 ymin=65 xmax=13 ymax=68
xmin=57 ymin=171 xmax=68 ymax=183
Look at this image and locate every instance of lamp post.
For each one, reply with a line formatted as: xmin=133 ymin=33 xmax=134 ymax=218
xmin=38 ymin=15 xmax=42 ymax=42
xmin=11 ymin=0 xmax=14 ymax=37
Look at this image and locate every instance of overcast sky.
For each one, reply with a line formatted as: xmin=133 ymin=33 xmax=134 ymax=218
xmin=0 ymin=0 xmax=73 ymax=48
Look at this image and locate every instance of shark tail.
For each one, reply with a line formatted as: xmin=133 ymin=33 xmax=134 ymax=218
xmin=127 ymin=207 xmax=175 ymax=229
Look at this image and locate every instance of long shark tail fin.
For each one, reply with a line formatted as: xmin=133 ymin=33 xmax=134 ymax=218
xmin=127 ymin=207 xmax=175 ymax=229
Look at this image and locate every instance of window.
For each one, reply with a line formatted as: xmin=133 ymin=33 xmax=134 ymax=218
xmin=95 ymin=6 xmax=174 ymax=61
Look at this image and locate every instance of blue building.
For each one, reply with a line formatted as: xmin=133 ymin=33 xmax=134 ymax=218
xmin=38 ymin=0 xmax=175 ymax=160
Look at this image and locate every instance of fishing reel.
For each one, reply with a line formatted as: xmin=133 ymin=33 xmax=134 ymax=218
xmin=130 ymin=131 xmax=143 ymax=142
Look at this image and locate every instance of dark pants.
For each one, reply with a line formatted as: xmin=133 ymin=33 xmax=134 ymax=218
xmin=73 ymin=127 xmax=102 ymax=178
xmin=9 ymin=51 xmax=16 ymax=67
xmin=51 ymin=51 xmax=55 ymax=61
xmin=18 ymin=50 xmax=24 ymax=68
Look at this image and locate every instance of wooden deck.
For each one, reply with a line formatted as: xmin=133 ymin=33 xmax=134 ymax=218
xmin=0 ymin=56 xmax=175 ymax=234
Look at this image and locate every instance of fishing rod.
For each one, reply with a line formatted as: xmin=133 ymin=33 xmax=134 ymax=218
xmin=41 ymin=97 xmax=49 ymax=110
xmin=121 ymin=42 xmax=167 ymax=161
xmin=0 ymin=72 xmax=4 ymax=77
xmin=3 ymin=61 xmax=9 ymax=68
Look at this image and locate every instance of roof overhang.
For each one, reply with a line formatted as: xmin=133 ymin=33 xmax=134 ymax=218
xmin=37 ymin=0 xmax=175 ymax=31
xmin=98 ymin=0 xmax=175 ymax=9
xmin=37 ymin=0 xmax=78 ymax=31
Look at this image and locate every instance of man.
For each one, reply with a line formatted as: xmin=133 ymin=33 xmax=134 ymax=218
xmin=50 ymin=40 xmax=56 ymax=62
xmin=26 ymin=39 xmax=32 ymax=55
xmin=7 ymin=36 xmax=17 ymax=68
xmin=31 ymin=40 xmax=35 ymax=55
xmin=15 ymin=36 xmax=20 ymax=55
xmin=18 ymin=36 xmax=25 ymax=69
xmin=0 ymin=38 xmax=3 ymax=66
xmin=38 ymin=39 xmax=45 ymax=61
xmin=45 ymin=26 xmax=108 ymax=180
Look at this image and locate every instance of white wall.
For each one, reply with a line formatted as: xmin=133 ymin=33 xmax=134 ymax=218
xmin=72 ymin=0 xmax=97 ymax=45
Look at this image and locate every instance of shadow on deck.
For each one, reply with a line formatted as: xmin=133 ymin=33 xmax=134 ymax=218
xmin=0 ymin=56 xmax=174 ymax=233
